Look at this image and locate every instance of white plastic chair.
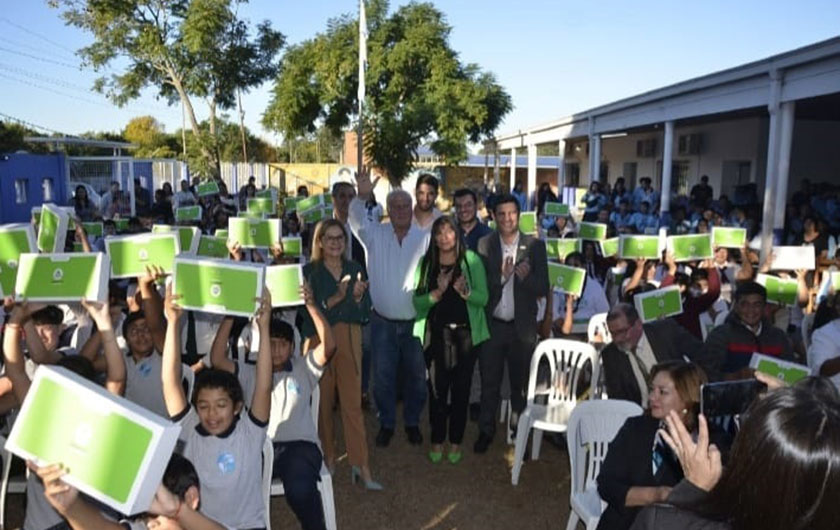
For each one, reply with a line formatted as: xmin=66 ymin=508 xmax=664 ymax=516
xmin=587 ymin=313 xmax=612 ymax=345
xmin=261 ymin=387 xmax=336 ymax=530
xmin=511 ymin=339 xmax=599 ymax=486
xmin=0 ymin=435 xmax=27 ymax=530
xmin=564 ymin=400 xmax=644 ymax=530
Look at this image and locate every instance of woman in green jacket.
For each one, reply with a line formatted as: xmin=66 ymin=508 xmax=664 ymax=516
xmin=413 ymin=216 xmax=489 ymax=464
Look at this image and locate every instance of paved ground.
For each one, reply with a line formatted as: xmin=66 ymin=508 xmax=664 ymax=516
xmin=5 ymin=406 xmax=573 ymax=529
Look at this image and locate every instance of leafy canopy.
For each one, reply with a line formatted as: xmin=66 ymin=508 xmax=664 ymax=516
xmin=262 ymin=0 xmax=511 ymax=185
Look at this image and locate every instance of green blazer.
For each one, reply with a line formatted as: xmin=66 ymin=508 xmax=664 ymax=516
xmin=412 ymin=249 xmax=490 ymax=348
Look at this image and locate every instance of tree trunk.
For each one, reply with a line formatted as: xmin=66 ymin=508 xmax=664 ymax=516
xmin=237 ymin=90 xmax=249 ymax=163
xmin=170 ymin=77 xmax=214 ymax=174
xmin=207 ymin=98 xmax=222 ymax=176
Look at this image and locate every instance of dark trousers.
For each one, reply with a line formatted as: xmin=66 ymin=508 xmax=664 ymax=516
xmin=272 ymin=441 xmax=326 ymax=530
xmin=478 ymin=319 xmax=536 ymax=438
xmin=427 ymin=326 xmax=476 ymax=445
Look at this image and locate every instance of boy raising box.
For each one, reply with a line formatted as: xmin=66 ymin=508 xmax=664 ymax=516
xmin=162 ymin=285 xmax=272 ymax=530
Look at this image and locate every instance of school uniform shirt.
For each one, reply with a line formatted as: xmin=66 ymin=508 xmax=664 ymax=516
xmin=237 ymin=352 xmax=325 ymax=445
xmin=551 ymin=276 xmax=610 ymax=324
xmin=177 ymin=312 xmax=224 ymax=357
xmin=808 ymin=319 xmax=840 ymax=388
xmin=174 ymin=406 xmax=267 ymax=530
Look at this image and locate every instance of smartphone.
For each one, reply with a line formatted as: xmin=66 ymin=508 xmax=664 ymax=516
xmin=700 ymin=379 xmax=767 ymax=418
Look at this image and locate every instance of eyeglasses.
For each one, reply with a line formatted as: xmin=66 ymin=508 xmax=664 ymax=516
xmin=321 ymin=235 xmax=346 ymax=243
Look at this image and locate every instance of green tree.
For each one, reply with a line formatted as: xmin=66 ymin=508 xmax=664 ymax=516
xmin=262 ymin=0 xmax=511 ymax=185
xmin=176 ymin=117 xmax=274 ymax=175
xmin=123 ymin=116 xmax=177 ymax=158
xmin=49 ymin=0 xmax=283 ymax=174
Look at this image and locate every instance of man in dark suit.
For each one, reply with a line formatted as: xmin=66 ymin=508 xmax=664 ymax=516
xmin=474 ymin=194 xmax=549 ymax=453
xmin=602 ymin=303 xmax=707 ymax=407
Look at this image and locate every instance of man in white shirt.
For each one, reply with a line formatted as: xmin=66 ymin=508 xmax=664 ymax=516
xmin=172 ymin=179 xmax=197 ymax=211
xmin=475 ymin=194 xmax=549 ymax=453
xmin=348 ymin=170 xmax=431 ymax=447
xmin=807 ymin=301 xmax=840 ymax=387
xmin=413 ymin=173 xmax=442 ymax=230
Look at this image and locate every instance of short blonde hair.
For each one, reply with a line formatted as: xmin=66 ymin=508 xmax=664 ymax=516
xmin=310 ymin=219 xmax=347 ymax=263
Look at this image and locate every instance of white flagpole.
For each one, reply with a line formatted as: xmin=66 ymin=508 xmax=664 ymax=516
xmin=357 ymin=0 xmax=367 ymax=182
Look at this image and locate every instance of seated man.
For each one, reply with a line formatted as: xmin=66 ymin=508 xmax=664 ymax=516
xmin=703 ymin=281 xmax=794 ymax=381
xmin=210 ymin=286 xmax=336 ymax=530
xmin=602 ymin=303 xmax=706 ymax=407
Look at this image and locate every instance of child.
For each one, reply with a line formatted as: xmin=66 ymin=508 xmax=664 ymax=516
xmin=162 ymin=285 xmax=272 ymax=530
xmin=209 ymin=283 xmax=336 ymax=530
xmin=32 ymin=453 xmax=225 ymax=530
xmin=3 ymin=296 xmax=126 ymax=530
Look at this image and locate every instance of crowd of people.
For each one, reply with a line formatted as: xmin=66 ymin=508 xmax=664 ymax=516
xmin=1 ymin=168 xmax=840 ymax=530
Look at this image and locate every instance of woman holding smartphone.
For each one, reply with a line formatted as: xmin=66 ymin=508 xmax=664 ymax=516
xmin=412 ymin=216 xmax=489 ymax=464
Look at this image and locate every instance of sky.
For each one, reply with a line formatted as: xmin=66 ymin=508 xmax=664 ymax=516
xmin=1 ymin=1 xmax=838 ymax=148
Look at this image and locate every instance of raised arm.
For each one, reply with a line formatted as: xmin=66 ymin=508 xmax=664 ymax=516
xmin=623 ymin=259 xmax=647 ymax=297
xmin=3 ymin=299 xmax=32 ymax=405
xmin=20 ymin=303 xmax=63 ymax=366
xmin=81 ymin=299 xmax=126 ymax=396
xmin=74 ymin=221 xmax=92 ymax=253
xmin=250 ymin=291 xmax=273 ymax=424
xmin=735 ymin=243 xmax=755 ymax=281
xmin=139 ymin=265 xmax=167 ymax=353
xmin=209 ymin=316 xmax=236 ymax=374
xmin=161 ymin=285 xmax=188 ymax=416
xmin=303 ymin=282 xmax=336 ymax=367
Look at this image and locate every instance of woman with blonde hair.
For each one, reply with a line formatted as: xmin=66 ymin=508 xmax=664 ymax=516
xmin=303 ymin=218 xmax=382 ymax=490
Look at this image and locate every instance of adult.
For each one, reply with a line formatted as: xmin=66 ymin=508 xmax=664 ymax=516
xmin=69 ymin=185 xmax=99 ymax=221
xmin=535 ymin=182 xmax=558 ymax=218
xmin=302 ymin=219 xmax=380 ymax=489
xmin=100 ymin=180 xmax=130 ymax=219
xmin=453 ymin=188 xmax=492 ymax=251
xmin=412 ymin=216 xmax=489 ymax=463
xmin=632 ymin=177 xmax=659 ymax=212
xmin=597 ymin=362 xmax=707 ymax=530
xmin=602 ymin=304 xmax=706 ymax=407
xmin=806 ymin=293 xmax=840 ymax=387
xmin=172 ymin=179 xmax=197 ymax=211
xmin=581 ymin=181 xmax=608 ymax=222
xmin=511 ymin=181 xmax=528 ymax=212
xmin=413 ymin=173 xmax=442 ymax=230
xmin=611 ymin=177 xmax=630 ymax=208
xmin=331 ymin=181 xmax=366 ymax=265
xmin=631 ymin=384 xmax=840 ymax=530
xmin=689 ymin=175 xmax=714 ymax=207
xmin=348 ymin=170 xmax=431 ymax=447
xmin=702 ymin=282 xmax=794 ymax=380
xmin=475 ymin=194 xmax=549 ymax=453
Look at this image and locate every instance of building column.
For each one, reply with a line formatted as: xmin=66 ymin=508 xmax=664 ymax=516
xmin=589 ymin=134 xmax=601 ymax=183
xmin=557 ymin=138 xmax=566 ymax=196
xmin=493 ymin=142 xmax=501 ymax=190
xmin=527 ymin=143 xmax=537 ymax=210
xmin=660 ymin=120 xmax=675 ymax=215
xmin=773 ymin=102 xmax=796 ymax=239
xmin=760 ymin=72 xmax=783 ymax=264
xmin=509 ymin=147 xmax=517 ymax=194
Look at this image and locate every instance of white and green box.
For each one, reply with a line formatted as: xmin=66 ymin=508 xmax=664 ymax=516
xmin=14 ymin=252 xmax=109 ymax=302
xmin=228 ymin=217 xmax=281 ymax=248
xmin=82 ymin=222 xmax=104 ymax=238
xmin=0 ymin=224 xmax=37 ymax=296
xmin=113 ymin=218 xmax=130 ymax=233
xmin=281 ymin=237 xmax=303 ymax=258
xmin=547 ymin=263 xmax=586 ymax=297
xmin=265 ymin=264 xmax=304 ymax=307
xmin=302 ymin=207 xmax=330 ymax=224
xmin=749 ymin=353 xmax=810 ymax=384
xmin=172 ymin=257 xmax=264 ymax=317
xmin=619 ymin=235 xmax=662 ymax=260
xmin=32 ymin=206 xmax=76 ymax=230
xmin=519 ymin=212 xmax=538 ymax=235
xmin=37 ymin=204 xmax=70 ymax=253
xmin=284 ymin=196 xmax=300 ymax=213
xmin=195 ymin=180 xmax=220 ymax=197
xmin=215 ymin=229 xmax=229 ymax=239
xmin=667 ymin=233 xmax=713 ymax=262
xmin=633 ymin=285 xmax=683 ymax=323
xmin=831 ymin=271 xmax=840 ymax=291
xmin=256 ymin=188 xmax=277 ymax=200
xmin=151 ymin=225 xmax=200 ymax=255
xmin=756 ymin=273 xmax=799 ymax=306
xmin=196 ymin=235 xmax=230 ymax=259
xmin=544 ymin=202 xmax=570 ymax=217
xmin=5 ymin=365 xmax=181 ymax=515
xmin=579 ymin=222 xmax=607 ymax=241
xmin=599 ymin=237 xmax=620 ymax=257
xmin=296 ymin=194 xmax=329 ymax=214
xmin=247 ymin=197 xmax=277 ymax=216
xmin=175 ymin=205 xmax=202 ymax=223
xmin=105 ymin=234 xmax=180 ymax=279
xmin=712 ymin=227 xmax=746 ymax=248
xmin=545 ymin=238 xmax=581 ymax=260
xmin=239 ymin=210 xmax=266 ymax=220
xmin=770 ymin=246 xmax=815 ymax=271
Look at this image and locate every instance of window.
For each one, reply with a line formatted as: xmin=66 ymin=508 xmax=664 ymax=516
xmin=14 ymin=179 xmax=27 ymax=204
xmin=564 ymin=163 xmax=580 ymax=188
xmin=42 ymin=178 xmax=54 ymax=201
